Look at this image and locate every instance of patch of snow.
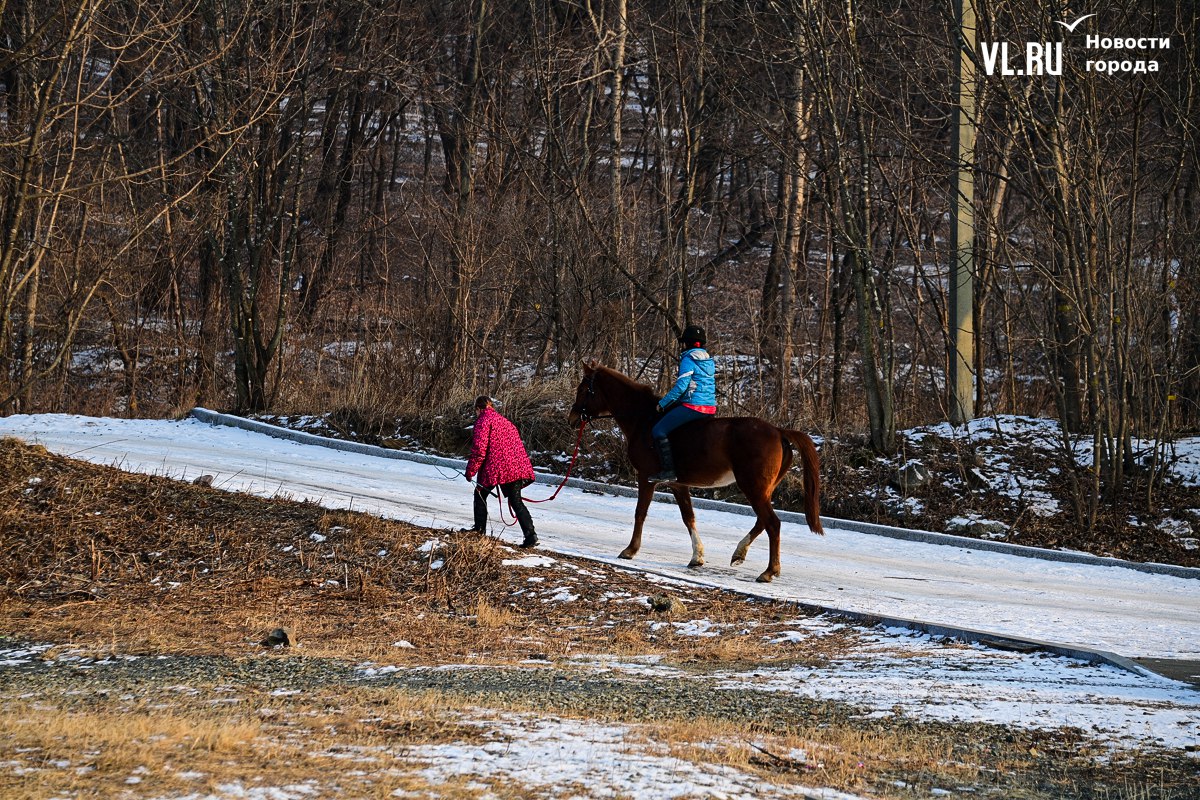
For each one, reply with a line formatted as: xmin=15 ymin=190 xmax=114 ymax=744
xmin=661 ymin=619 xmax=722 ymax=638
xmin=503 ymin=555 xmax=556 ymax=568
xmin=714 ymin=631 xmax=1200 ymax=752
xmin=397 ymin=713 xmax=860 ymax=800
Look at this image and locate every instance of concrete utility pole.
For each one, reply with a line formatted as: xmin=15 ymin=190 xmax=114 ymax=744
xmin=950 ymin=0 xmax=977 ymax=425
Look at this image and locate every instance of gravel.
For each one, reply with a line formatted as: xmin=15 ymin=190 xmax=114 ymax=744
xmin=4 ymin=640 xmax=1198 ymax=799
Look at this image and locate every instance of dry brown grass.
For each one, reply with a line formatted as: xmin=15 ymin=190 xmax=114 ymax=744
xmin=472 ymin=598 xmax=520 ymax=629
xmin=1 ymin=680 xmax=994 ymax=800
xmin=0 ymin=686 xmax=518 ymax=800
xmin=651 ymin=715 xmax=984 ymax=793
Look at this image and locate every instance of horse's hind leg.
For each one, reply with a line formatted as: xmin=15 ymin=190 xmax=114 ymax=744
xmin=747 ymin=495 xmax=782 ymax=583
xmin=620 ymin=480 xmax=655 ymax=560
xmin=730 ymin=471 xmax=770 ymax=567
xmin=671 ymin=486 xmax=704 ymax=568
xmin=731 ymin=523 xmax=762 ymax=566
xmin=732 ymin=447 xmax=787 ymax=581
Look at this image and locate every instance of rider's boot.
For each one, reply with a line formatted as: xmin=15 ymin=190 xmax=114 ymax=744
xmin=648 ymin=438 xmax=677 ymax=483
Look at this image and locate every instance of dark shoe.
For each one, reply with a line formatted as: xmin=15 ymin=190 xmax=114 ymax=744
xmin=648 ymin=438 xmax=676 ymax=483
xmin=458 ymin=527 xmax=484 ymax=534
xmin=518 ymin=534 xmax=539 ymax=549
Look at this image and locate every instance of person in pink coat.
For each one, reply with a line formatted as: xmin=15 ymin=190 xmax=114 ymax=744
xmin=464 ymin=395 xmax=538 ymax=548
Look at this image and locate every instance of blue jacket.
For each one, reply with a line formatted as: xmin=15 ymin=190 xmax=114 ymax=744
xmin=658 ymin=347 xmax=716 ymax=411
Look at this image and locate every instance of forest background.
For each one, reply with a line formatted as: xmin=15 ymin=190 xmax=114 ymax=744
xmin=1 ymin=0 xmax=1197 ymax=552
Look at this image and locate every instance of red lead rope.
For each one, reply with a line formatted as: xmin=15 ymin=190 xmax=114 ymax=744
xmin=524 ymin=418 xmax=588 ymax=504
xmin=492 ymin=419 xmax=589 ymax=527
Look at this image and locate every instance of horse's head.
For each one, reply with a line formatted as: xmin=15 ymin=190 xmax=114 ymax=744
xmin=568 ymin=361 xmax=609 ymax=425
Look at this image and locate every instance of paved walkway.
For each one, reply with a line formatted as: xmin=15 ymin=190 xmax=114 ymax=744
xmin=1134 ymin=659 xmax=1200 ymax=689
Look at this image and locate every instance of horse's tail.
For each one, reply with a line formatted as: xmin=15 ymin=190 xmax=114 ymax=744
xmin=780 ymin=428 xmax=824 ymax=535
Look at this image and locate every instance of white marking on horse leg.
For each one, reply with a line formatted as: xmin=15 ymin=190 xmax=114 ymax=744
xmin=731 ymin=531 xmax=755 ymax=565
xmin=687 ymin=523 xmax=705 ymax=568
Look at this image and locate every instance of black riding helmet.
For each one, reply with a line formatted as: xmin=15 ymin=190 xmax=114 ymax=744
xmin=679 ymin=324 xmax=706 ymax=348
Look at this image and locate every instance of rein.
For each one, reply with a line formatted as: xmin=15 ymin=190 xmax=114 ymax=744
xmin=495 ymin=488 xmax=520 ymax=527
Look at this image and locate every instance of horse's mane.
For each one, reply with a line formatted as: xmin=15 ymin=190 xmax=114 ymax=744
xmin=597 ymin=366 xmax=658 ymax=405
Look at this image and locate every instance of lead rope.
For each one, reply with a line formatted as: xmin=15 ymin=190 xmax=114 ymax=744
xmin=479 ymin=419 xmax=590 ymax=528
xmin=524 ymin=418 xmax=588 ymax=504
xmin=496 ymin=488 xmax=520 ymax=527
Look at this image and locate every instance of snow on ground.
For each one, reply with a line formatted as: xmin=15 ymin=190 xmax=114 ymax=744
xmin=358 ymin=637 xmax=1200 ymax=753
xmin=712 ymin=625 xmax=1200 ymax=753
xmin=906 ymin=414 xmax=1200 ymax=522
xmin=394 ymin=713 xmax=866 ymax=800
xmin=2 ymin=413 xmax=1199 ymax=762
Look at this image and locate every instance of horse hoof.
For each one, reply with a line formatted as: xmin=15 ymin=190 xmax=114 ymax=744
xmin=687 ymin=559 xmax=704 ymax=569
xmin=756 ymin=572 xmax=776 ymax=583
xmin=618 ymin=549 xmax=636 ymax=560
xmin=730 ymin=555 xmax=745 ymax=566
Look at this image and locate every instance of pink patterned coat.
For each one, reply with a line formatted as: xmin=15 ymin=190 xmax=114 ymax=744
xmin=465 ymin=407 xmax=536 ymax=488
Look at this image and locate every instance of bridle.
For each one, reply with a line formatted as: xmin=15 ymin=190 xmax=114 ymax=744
xmin=527 ymin=377 xmax=602 ymax=504
xmin=570 ymin=370 xmax=611 ymax=424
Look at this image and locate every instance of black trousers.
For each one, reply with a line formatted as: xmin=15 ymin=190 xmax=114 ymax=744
xmin=474 ymin=481 xmax=535 ymax=538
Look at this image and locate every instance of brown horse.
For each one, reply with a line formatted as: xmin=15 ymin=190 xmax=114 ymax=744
xmin=567 ymin=363 xmax=823 ymax=582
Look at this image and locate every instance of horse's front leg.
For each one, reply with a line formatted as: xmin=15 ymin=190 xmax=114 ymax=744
xmin=619 ymin=479 xmax=655 ymax=560
xmin=671 ymin=486 xmax=704 ymax=568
